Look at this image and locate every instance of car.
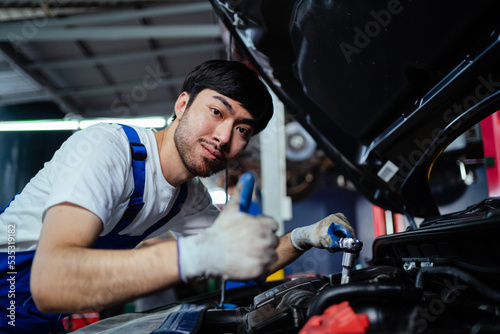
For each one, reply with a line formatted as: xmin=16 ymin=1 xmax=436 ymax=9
xmin=73 ymin=1 xmax=500 ymax=333
xmin=208 ymin=0 xmax=500 ymax=333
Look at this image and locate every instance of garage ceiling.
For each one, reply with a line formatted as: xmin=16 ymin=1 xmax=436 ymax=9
xmin=0 ymin=1 xmax=226 ymax=120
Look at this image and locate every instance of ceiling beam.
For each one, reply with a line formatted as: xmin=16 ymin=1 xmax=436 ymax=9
xmin=0 ymin=24 xmax=221 ymax=41
xmin=0 ymin=45 xmax=79 ymax=114
xmin=0 ymin=2 xmax=213 ymax=29
xmin=57 ymin=75 xmax=184 ymax=98
xmin=82 ymin=100 xmax=176 ymax=117
xmin=0 ymin=91 xmax=50 ymax=107
xmin=27 ymin=42 xmax=224 ymax=70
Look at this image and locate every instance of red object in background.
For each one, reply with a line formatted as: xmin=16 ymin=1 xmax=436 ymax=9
xmin=480 ymin=111 xmax=500 ymax=197
xmin=62 ymin=312 xmax=100 ymax=331
xmin=300 ymin=301 xmax=369 ymax=334
xmin=371 ymin=205 xmax=386 ymax=238
xmin=393 ymin=212 xmax=405 ymax=233
xmin=372 ymin=206 xmax=405 ymax=236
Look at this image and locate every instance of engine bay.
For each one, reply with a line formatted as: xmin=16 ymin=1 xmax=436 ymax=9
xmin=148 ymin=199 xmax=500 ymax=334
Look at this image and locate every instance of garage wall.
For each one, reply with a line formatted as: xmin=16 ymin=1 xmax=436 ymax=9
xmin=0 ymin=103 xmax=71 ymax=207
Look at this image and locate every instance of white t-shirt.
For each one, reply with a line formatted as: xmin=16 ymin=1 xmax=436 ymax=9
xmin=0 ymin=123 xmax=219 ymax=251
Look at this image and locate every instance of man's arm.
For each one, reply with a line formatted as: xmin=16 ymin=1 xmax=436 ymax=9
xmin=270 ymin=232 xmax=303 ymax=274
xmin=31 ymin=203 xmax=182 ymax=313
xmin=31 ymin=187 xmax=280 ymax=314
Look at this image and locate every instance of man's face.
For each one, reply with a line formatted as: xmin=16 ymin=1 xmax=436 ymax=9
xmin=174 ymin=89 xmax=256 ymax=177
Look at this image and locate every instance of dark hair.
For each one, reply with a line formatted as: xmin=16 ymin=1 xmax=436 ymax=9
xmin=181 ymin=60 xmax=273 ymax=135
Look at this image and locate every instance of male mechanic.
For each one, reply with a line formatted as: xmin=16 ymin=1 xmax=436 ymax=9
xmin=0 ymin=60 xmax=355 ymax=333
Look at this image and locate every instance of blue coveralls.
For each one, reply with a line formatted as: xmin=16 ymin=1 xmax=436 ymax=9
xmin=0 ymin=125 xmax=187 ymax=333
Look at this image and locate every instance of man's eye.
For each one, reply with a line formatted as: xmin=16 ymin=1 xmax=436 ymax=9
xmin=211 ymin=108 xmax=222 ymax=116
xmin=237 ymin=127 xmax=250 ymax=137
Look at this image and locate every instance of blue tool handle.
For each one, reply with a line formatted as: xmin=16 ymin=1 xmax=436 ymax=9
xmin=236 ymin=172 xmax=264 ymax=286
xmin=221 ymin=173 xmax=256 ymax=308
xmin=238 ymin=172 xmax=255 ymax=214
xmin=326 ymin=223 xmax=355 ymax=250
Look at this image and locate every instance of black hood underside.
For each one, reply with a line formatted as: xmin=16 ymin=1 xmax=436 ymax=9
xmin=211 ymin=0 xmax=500 ymax=218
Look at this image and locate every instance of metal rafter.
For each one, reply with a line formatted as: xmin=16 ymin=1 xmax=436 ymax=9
xmin=0 ymin=2 xmax=212 ymax=28
xmin=0 ymin=1 xmax=224 ymax=118
xmin=57 ymin=75 xmax=184 ymax=98
xmin=82 ymin=100 xmax=176 ymax=117
xmin=0 ymin=43 xmax=79 ymax=114
xmin=0 ymin=25 xmax=221 ymax=41
xmin=0 ymin=91 xmax=50 ymax=107
xmin=27 ymin=42 xmax=223 ymax=70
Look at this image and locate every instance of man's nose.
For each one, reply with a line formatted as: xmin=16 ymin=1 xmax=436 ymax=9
xmin=213 ymin=121 xmax=232 ymax=147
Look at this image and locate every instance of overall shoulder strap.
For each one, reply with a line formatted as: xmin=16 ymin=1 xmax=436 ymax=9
xmin=112 ymin=124 xmax=147 ymax=232
xmin=141 ymin=182 xmax=188 ymax=237
xmin=93 ymin=125 xmax=188 ymax=249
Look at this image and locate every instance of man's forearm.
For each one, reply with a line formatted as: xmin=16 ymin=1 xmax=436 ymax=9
xmin=31 ymin=240 xmax=180 ymax=313
xmin=269 ymin=232 xmax=303 ymax=274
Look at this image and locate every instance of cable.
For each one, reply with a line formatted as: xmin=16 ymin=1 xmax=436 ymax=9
xmin=415 ymin=266 xmax=500 ymax=302
xmin=220 ymin=29 xmax=233 ymax=309
xmin=404 ymin=211 xmax=417 ymax=230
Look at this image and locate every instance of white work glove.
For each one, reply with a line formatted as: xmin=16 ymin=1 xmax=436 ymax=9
xmin=177 ymin=181 xmax=279 ymax=282
xmin=290 ymin=213 xmax=356 ymax=252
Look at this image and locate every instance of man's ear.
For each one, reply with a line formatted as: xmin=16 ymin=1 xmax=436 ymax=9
xmin=174 ymin=92 xmax=189 ymax=119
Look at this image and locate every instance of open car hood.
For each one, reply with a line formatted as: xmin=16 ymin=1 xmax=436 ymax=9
xmin=211 ymin=0 xmax=500 ymax=218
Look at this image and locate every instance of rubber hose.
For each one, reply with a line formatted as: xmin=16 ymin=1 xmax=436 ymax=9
xmin=306 ymin=281 xmax=422 ymax=319
xmin=415 ymin=265 xmax=500 ymax=302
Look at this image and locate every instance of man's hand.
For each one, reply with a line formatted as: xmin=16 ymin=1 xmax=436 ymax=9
xmin=290 ymin=213 xmax=356 ymax=252
xmin=177 ymin=180 xmax=279 ymax=282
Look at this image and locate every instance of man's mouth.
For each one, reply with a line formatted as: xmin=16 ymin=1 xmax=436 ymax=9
xmin=201 ymin=142 xmax=223 ymax=161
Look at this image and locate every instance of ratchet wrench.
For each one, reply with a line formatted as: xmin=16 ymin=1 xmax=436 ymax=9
xmin=338 ymin=237 xmax=363 ymax=284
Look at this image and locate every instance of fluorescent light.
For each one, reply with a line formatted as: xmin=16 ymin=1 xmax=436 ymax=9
xmin=79 ymin=117 xmax=167 ymax=129
xmin=0 ymin=117 xmax=167 ymax=131
xmin=0 ymin=119 xmax=79 ymax=131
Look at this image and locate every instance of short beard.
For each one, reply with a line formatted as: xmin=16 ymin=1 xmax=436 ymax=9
xmin=180 ymin=150 xmax=224 ymax=178
xmin=174 ymin=121 xmax=227 ymax=178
